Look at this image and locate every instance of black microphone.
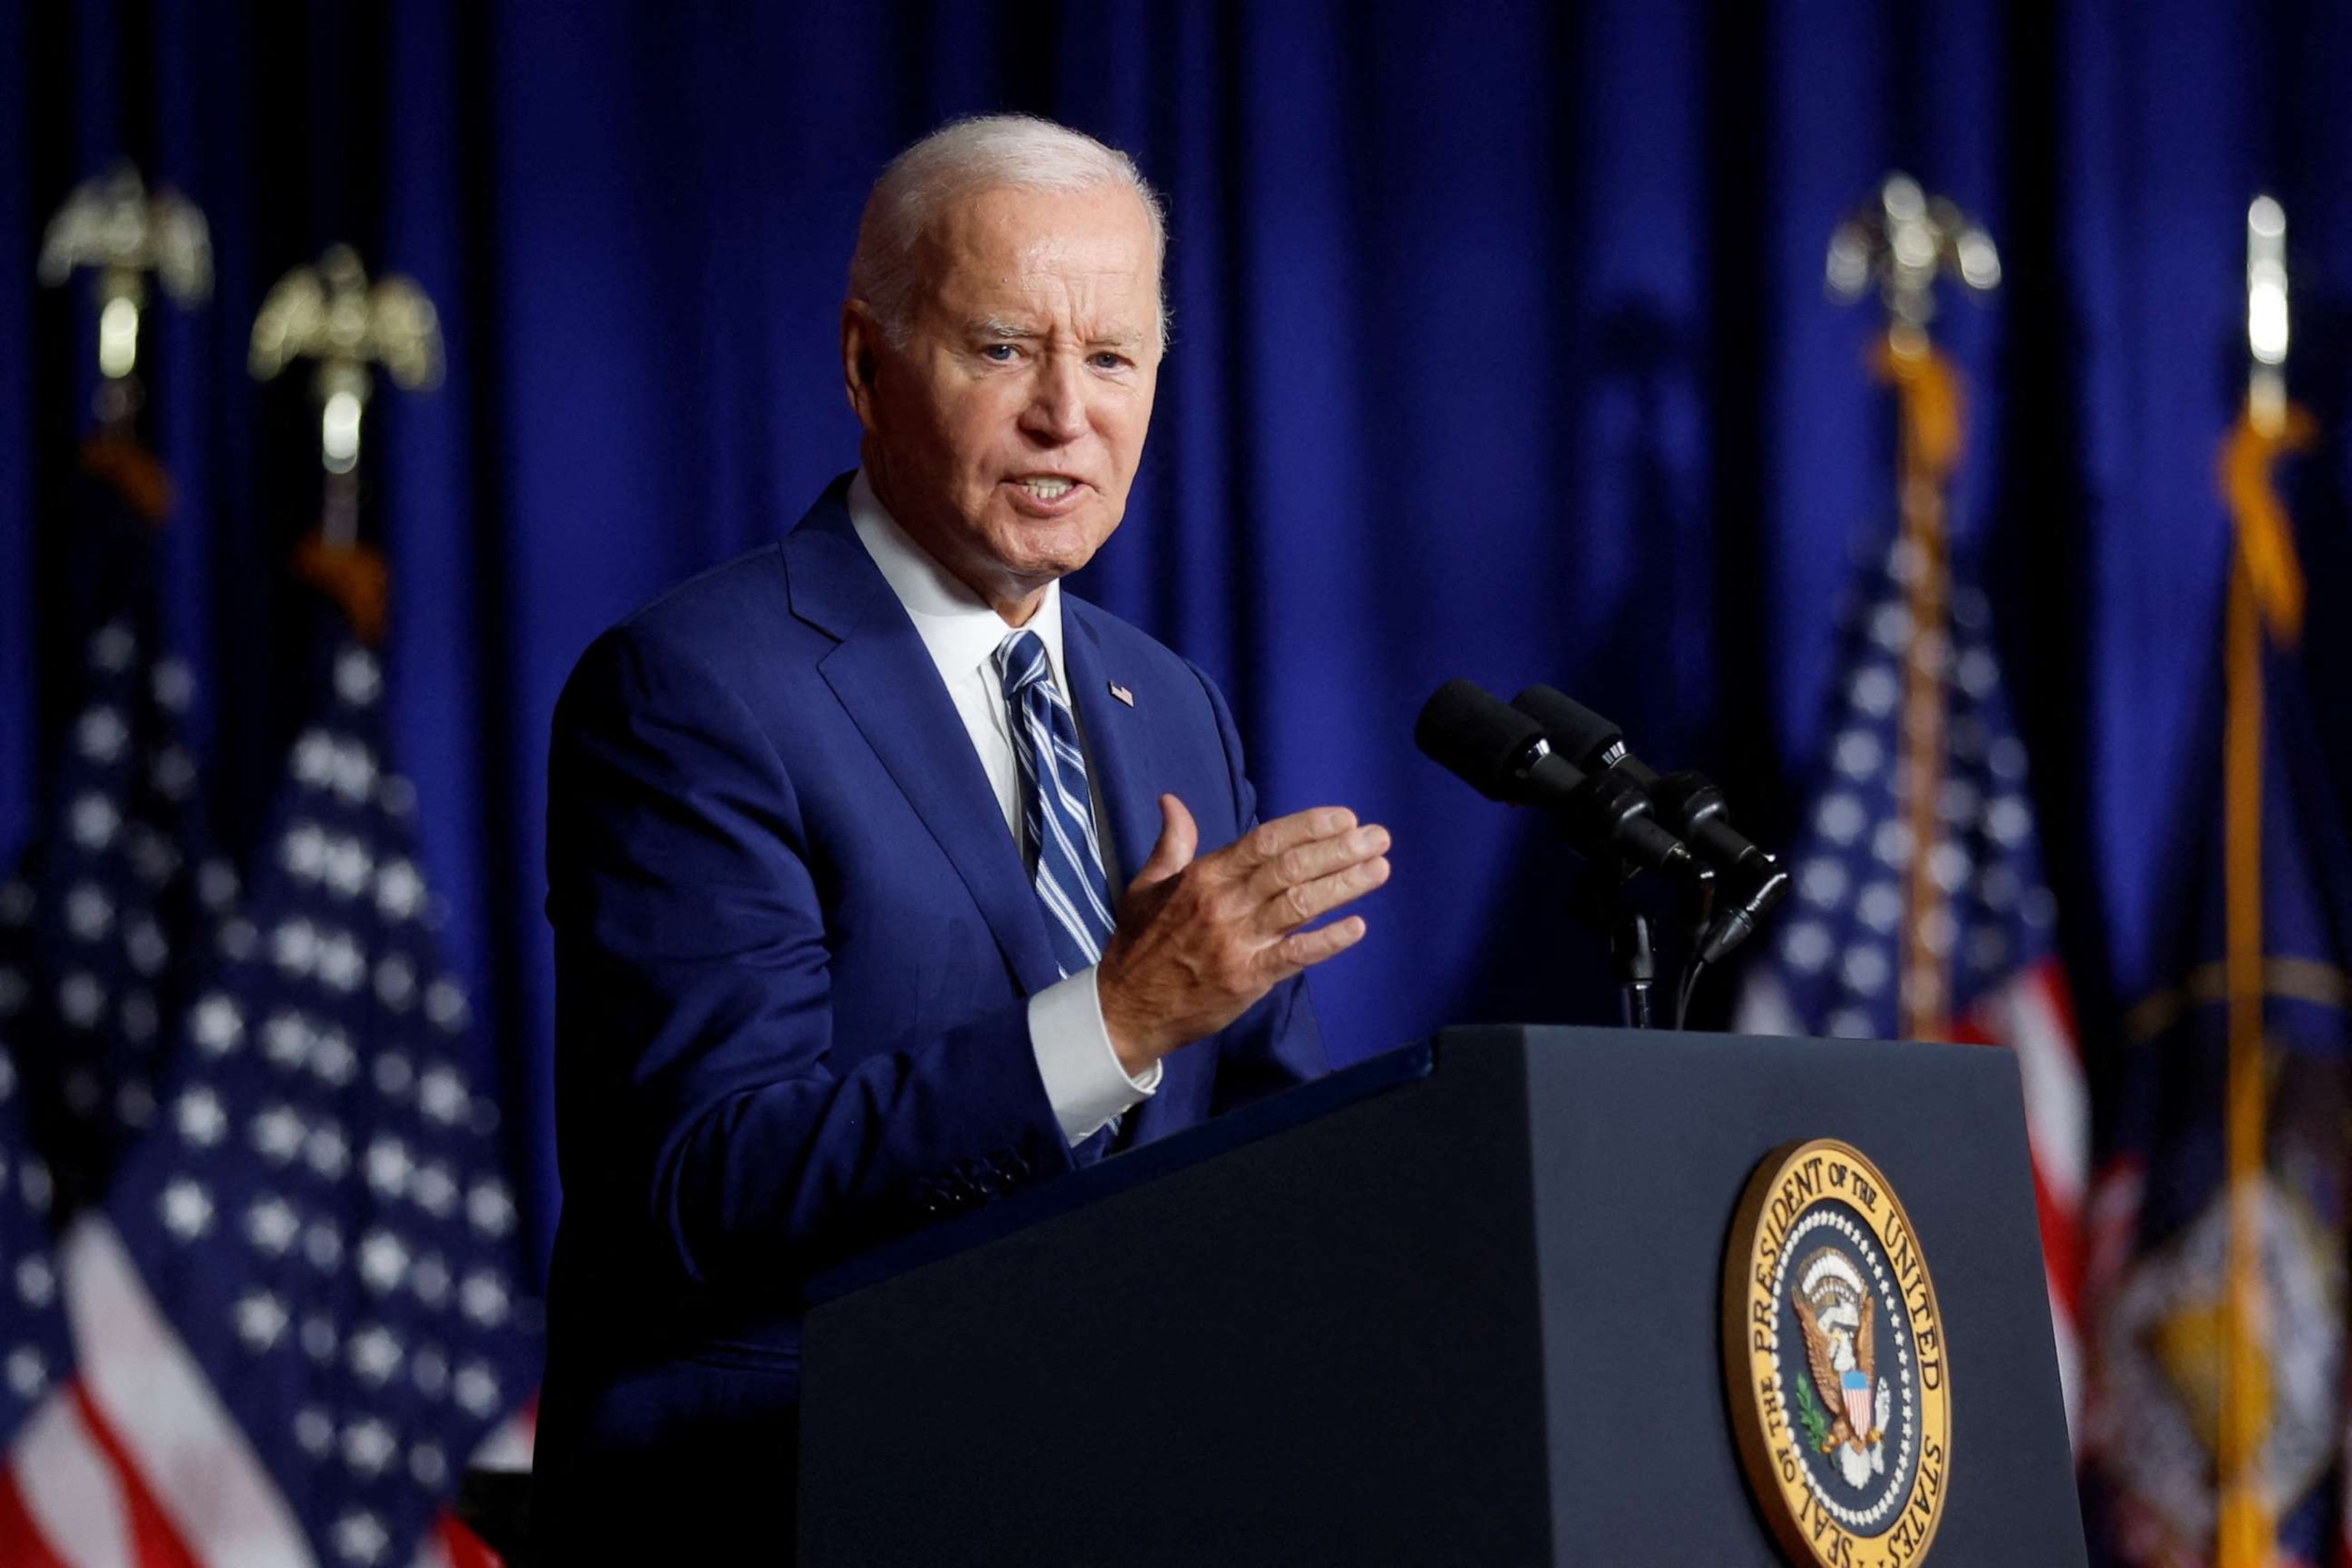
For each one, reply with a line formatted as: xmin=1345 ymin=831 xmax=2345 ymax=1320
xmin=1511 ymin=684 xmax=1789 ymax=962
xmin=1413 ymin=680 xmax=1707 ymax=890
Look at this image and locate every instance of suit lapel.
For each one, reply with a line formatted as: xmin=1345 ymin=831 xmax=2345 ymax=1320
xmin=786 ymin=486 xmax=1061 ymax=996
xmin=1063 ymin=604 xmax=1217 ymax=1142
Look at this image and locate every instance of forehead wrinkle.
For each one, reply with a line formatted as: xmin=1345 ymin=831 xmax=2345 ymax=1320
xmin=968 ymin=313 xmax=1150 ymax=352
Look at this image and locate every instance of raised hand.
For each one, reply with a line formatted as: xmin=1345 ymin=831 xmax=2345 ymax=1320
xmin=1096 ymin=795 xmax=1390 ymax=1072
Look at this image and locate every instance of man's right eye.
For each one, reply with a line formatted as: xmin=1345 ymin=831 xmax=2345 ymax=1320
xmin=981 ymin=343 xmax=1018 ymax=362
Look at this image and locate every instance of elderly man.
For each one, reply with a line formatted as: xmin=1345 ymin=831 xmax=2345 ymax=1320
xmin=528 ymin=116 xmax=1389 ymax=1554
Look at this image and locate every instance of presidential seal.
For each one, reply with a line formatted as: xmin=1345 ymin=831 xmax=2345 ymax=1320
xmin=1722 ymin=1138 xmax=1952 ymax=1567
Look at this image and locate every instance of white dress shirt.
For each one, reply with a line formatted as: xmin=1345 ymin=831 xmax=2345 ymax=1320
xmin=846 ymin=471 xmax=1159 ymax=1144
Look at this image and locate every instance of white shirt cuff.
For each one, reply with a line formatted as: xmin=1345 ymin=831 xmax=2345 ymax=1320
xmin=1029 ymin=965 xmax=1160 ymax=1145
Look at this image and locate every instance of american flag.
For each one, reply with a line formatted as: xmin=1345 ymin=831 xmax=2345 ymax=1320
xmin=1736 ymin=529 xmax=2089 ymax=1437
xmin=0 ymin=442 xmax=218 ymax=1553
xmin=22 ymin=626 xmax=538 ymax=1567
xmin=0 ymin=443 xmax=238 ymax=1220
xmin=0 ymin=441 xmax=230 ymax=1559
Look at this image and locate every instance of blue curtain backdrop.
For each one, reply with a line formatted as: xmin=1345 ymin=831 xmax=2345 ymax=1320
xmin=6 ymin=0 xmax=2352 ymax=1298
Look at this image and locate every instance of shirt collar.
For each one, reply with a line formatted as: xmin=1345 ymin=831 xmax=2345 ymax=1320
xmin=847 ymin=468 xmax=1067 ymax=690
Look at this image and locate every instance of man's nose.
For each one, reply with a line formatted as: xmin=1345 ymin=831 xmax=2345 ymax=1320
xmin=1019 ymin=354 xmax=1089 ymax=444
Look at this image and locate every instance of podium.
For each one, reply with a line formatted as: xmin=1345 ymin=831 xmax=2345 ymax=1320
xmin=799 ymin=1027 xmax=2085 ymax=1565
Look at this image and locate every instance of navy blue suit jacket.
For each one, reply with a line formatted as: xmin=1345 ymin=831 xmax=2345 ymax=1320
xmin=530 ymin=477 xmax=1325 ymax=1550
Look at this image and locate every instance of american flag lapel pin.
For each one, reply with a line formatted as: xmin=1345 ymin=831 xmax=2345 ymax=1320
xmin=1109 ymin=681 xmax=1135 ymax=707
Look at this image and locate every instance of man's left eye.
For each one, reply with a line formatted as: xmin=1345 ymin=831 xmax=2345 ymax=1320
xmin=1089 ymin=353 xmax=1127 ymax=371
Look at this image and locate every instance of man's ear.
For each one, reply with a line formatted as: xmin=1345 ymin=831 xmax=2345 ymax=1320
xmin=841 ymin=301 xmax=884 ymax=430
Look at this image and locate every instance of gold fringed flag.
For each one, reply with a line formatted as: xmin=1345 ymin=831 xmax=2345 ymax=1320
xmin=2080 ymin=196 xmax=2352 ymax=1568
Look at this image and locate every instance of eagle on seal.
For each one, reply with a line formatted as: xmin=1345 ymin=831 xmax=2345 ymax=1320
xmin=1794 ymin=1250 xmax=1883 ymax=1459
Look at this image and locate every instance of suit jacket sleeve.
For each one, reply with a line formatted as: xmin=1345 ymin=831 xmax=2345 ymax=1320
xmin=547 ymin=624 xmax=1076 ymax=1291
xmin=1190 ymin=658 xmax=1331 ymax=1114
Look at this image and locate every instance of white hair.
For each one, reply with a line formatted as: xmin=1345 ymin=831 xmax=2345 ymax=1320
xmin=848 ymin=114 xmax=1168 ymax=348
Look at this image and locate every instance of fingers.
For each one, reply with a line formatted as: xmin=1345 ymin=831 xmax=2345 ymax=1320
xmin=1223 ymin=814 xmax=1389 ymax=936
xmin=1268 ymin=914 xmax=1368 ymax=976
xmin=1227 ymin=805 xmax=1361 ymax=871
xmin=1263 ymin=847 xmax=1390 ymax=933
xmin=1243 ymin=822 xmax=1390 ymax=908
xmin=1098 ymin=801 xmax=1386 ymax=1064
xmin=1129 ymin=793 xmax=1199 ymax=890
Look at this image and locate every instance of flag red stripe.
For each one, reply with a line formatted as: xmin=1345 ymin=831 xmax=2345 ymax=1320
xmin=1953 ymin=961 xmax=2086 ymax=1320
xmin=437 ymin=1515 xmax=506 ymax=1568
xmin=2030 ymin=1152 xmax=2086 ymax=1318
xmin=1945 ymin=1015 xmax=1994 ymax=1046
xmin=69 ymin=1382 xmax=201 ymax=1568
xmin=0 ymin=1466 xmax=70 ymax=1568
xmin=2034 ymin=957 xmax=2081 ymax=1044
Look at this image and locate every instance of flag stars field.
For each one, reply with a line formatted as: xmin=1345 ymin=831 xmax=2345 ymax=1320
xmin=151 ymin=657 xmax=194 ymax=714
xmin=407 ymin=1440 xmax=446 ymax=1488
xmin=76 ymin=707 xmax=129 ymax=766
xmin=411 ymin=1253 xmax=451 ymax=1308
xmin=335 ymin=647 xmax=383 ymax=708
xmin=359 ymin=1229 xmax=408 ymax=1293
xmin=59 ymin=633 xmax=543 ymax=1564
xmin=166 ymin=1086 xmax=220 ymax=1148
xmin=0 ymin=467 xmax=535 ymax=1555
xmin=150 ymin=746 xmax=197 ymax=800
xmin=124 ymin=913 xmax=168 ymax=975
xmin=159 ymin=1176 xmax=212 ymax=1238
xmin=375 ymin=860 xmax=424 ymax=924
xmin=215 ymin=913 xmax=256 ymax=962
xmin=235 ymin=1289 xmax=289 ymax=1352
xmin=191 ymin=992 xmax=243 ymax=1054
xmin=246 ymin=1194 xmax=299 ymax=1254
xmin=5 ymin=1347 xmax=47 ymax=1402
xmin=115 ymin=987 xmax=155 ymax=1044
xmin=413 ymin=1164 xmax=458 ymax=1220
xmin=88 ymin=623 xmax=136 ymax=674
xmin=364 ymin=1134 xmax=411 ymax=1197
xmin=347 ymin=1324 xmax=401 ymax=1387
xmin=330 ymin=1506 xmax=390 ymax=1566
xmin=341 ymin=1414 xmax=395 ymax=1476
xmin=251 ymin=1102 xmax=305 ymax=1162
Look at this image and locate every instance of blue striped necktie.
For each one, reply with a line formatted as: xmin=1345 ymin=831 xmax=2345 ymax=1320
xmin=995 ymin=629 xmax=1116 ymax=978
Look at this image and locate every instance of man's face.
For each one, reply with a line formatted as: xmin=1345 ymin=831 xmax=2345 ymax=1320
xmin=844 ymin=182 xmax=1163 ymax=620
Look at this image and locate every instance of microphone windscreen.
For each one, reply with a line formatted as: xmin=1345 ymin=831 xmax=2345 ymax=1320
xmin=1415 ymin=679 xmax=1545 ymax=802
xmin=1511 ymin=684 xmax=1621 ymax=769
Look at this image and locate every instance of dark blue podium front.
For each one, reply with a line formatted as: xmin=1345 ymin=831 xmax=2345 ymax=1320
xmin=797 ymin=1027 xmax=2084 ymax=1566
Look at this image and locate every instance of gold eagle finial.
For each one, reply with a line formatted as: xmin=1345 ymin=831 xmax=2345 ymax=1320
xmin=251 ymin=243 xmax=444 ymax=475
xmin=38 ymin=161 xmax=213 ymax=420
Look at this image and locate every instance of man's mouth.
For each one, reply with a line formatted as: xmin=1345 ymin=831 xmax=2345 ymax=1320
xmin=1015 ymin=476 xmax=1079 ymax=501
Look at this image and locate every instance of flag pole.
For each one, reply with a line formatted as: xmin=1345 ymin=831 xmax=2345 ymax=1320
xmin=2213 ymin=192 xmax=2312 ymax=1568
xmin=250 ymin=245 xmax=444 ymax=644
xmin=1827 ymin=175 xmax=2000 ymax=1042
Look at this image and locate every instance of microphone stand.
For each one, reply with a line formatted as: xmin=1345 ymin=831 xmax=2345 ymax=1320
xmin=1596 ymin=861 xmax=1656 ymax=1030
xmin=1674 ymin=871 xmax=1720 ymax=1031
